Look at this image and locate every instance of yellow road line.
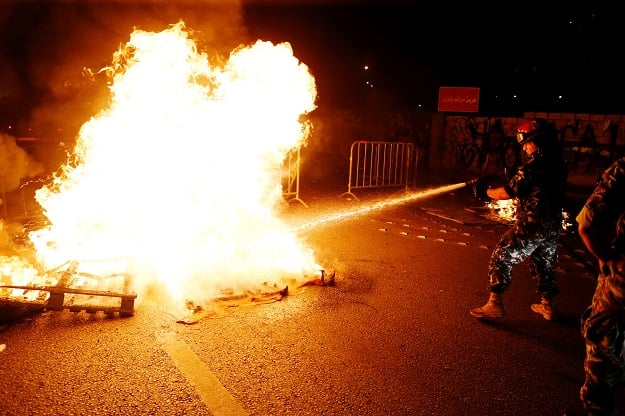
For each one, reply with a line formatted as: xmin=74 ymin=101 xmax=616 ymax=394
xmin=163 ymin=339 xmax=248 ymax=416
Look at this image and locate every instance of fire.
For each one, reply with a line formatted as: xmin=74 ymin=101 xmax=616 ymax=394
xmin=483 ymin=199 xmax=573 ymax=232
xmin=486 ymin=199 xmax=517 ymax=224
xmin=1 ymin=21 xmax=322 ymax=313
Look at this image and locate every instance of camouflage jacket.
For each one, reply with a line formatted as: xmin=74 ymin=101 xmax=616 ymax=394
xmin=576 ymin=157 xmax=625 ymax=253
xmin=503 ymin=150 xmax=567 ymax=224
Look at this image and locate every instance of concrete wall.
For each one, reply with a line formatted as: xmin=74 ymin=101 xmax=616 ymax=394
xmin=302 ymin=109 xmax=625 ymax=185
xmin=439 ymin=112 xmax=625 ymax=172
xmin=526 ymin=111 xmax=624 ymax=153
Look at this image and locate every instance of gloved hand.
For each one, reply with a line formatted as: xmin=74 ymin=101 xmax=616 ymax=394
xmin=473 ymin=182 xmax=490 ymax=203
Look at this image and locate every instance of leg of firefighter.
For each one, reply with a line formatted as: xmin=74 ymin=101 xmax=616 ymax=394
xmin=470 ymin=291 xmax=505 ymax=319
xmin=529 ymin=233 xmax=559 ymax=321
xmin=580 ymin=269 xmax=625 ymax=416
xmin=470 ymin=228 xmax=522 ymax=320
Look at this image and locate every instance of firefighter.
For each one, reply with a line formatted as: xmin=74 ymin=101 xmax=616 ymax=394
xmin=573 ymin=156 xmax=625 ymax=416
xmin=470 ymin=118 xmax=568 ymax=320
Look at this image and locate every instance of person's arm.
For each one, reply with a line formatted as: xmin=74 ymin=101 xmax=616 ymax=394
xmin=486 ymin=186 xmax=512 ymax=201
xmin=576 ymin=157 xmax=625 ymax=270
xmin=578 ymin=222 xmax=613 ymax=268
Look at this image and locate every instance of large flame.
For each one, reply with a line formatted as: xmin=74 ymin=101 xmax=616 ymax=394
xmin=6 ymin=21 xmax=321 ymax=311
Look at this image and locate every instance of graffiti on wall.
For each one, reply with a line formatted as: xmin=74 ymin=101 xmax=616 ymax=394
xmin=442 ymin=115 xmax=521 ymax=172
xmin=442 ymin=114 xmax=625 ymax=174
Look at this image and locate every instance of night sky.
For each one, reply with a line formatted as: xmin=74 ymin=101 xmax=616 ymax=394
xmin=0 ymin=0 xmax=624 ymax=136
xmin=244 ymin=0 xmax=625 ymax=114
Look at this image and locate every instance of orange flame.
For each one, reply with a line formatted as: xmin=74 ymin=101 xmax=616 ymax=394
xmin=486 ymin=199 xmax=517 ymax=224
xmin=11 ymin=21 xmax=320 ymax=310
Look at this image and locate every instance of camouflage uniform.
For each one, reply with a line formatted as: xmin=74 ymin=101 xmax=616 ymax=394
xmin=576 ymin=157 xmax=625 ymax=416
xmin=486 ymin=149 xmax=567 ymax=297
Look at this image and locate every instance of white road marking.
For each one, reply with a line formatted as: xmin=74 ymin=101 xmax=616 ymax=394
xmin=163 ymin=339 xmax=248 ymax=416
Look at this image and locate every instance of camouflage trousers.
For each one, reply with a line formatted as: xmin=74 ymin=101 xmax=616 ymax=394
xmin=486 ymin=220 xmax=560 ymax=297
xmin=580 ymin=259 xmax=625 ymax=416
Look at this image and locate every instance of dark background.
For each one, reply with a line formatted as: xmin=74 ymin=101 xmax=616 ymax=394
xmin=0 ymin=0 xmax=624 ymax=137
xmin=244 ymin=0 xmax=625 ymax=113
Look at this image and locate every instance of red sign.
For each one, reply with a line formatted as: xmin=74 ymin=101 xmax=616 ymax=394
xmin=437 ymin=87 xmax=480 ymax=113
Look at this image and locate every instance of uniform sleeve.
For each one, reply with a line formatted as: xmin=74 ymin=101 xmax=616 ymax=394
xmin=575 ymin=204 xmax=593 ymax=228
xmin=504 ymin=158 xmax=534 ymax=198
xmin=576 ymin=158 xmax=625 ymax=229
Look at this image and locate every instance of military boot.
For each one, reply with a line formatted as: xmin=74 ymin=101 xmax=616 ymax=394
xmin=531 ymin=297 xmax=556 ymax=321
xmin=470 ymin=292 xmax=505 ymax=319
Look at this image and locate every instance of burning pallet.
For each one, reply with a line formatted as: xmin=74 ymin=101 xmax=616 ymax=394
xmin=0 ymin=284 xmax=137 ymax=317
xmin=0 ymin=260 xmax=137 ymax=319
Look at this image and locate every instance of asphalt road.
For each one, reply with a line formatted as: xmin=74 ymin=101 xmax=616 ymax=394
xmin=0 ymin=178 xmax=610 ymax=416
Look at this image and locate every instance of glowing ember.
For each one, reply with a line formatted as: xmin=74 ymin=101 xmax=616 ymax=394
xmin=486 ymin=199 xmax=517 ymax=224
xmin=1 ymin=21 xmax=322 ymax=313
xmin=482 ymin=198 xmax=573 ymax=232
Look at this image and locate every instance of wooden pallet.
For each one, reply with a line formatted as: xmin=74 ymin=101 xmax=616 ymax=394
xmin=0 ymin=285 xmax=137 ymax=317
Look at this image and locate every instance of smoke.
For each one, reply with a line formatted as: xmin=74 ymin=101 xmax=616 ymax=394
xmin=0 ymin=0 xmax=248 ymax=140
xmin=0 ymin=134 xmax=44 ymax=193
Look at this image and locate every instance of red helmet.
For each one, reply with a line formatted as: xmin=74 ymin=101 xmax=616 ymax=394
xmin=516 ymin=118 xmax=552 ymax=145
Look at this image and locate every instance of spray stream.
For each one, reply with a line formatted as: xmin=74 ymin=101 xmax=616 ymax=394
xmin=295 ymin=181 xmax=469 ymax=231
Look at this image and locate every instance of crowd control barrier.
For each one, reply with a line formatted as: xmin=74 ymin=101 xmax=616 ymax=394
xmin=340 ymin=140 xmax=417 ymax=201
xmin=282 ymin=147 xmax=308 ymax=208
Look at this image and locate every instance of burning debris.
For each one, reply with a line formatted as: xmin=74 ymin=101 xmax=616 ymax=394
xmin=177 ymin=270 xmax=336 ymax=324
xmin=0 ymin=21 xmax=327 ymax=323
xmin=298 ymin=269 xmax=336 ymax=288
xmin=485 ymin=199 xmax=518 ymax=224
xmin=0 ymin=259 xmax=136 ymax=320
xmin=473 ymin=193 xmax=574 ymax=231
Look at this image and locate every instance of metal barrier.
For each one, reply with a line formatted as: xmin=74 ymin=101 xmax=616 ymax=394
xmin=282 ymin=147 xmax=308 ymax=208
xmin=0 ymin=144 xmax=307 ymax=220
xmin=340 ymin=140 xmax=417 ymax=201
